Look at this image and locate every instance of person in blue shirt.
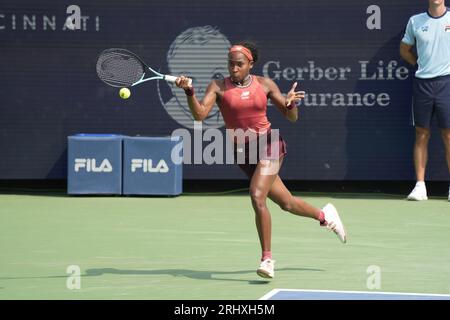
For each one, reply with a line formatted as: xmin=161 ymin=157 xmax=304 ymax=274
xmin=400 ymin=0 xmax=450 ymax=201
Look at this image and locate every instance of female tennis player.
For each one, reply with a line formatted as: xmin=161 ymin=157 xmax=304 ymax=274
xmin=176 ymin=41 xmax=347 ymax=279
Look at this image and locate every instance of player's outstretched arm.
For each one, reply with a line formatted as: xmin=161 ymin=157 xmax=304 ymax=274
xmin=175 ymin=76 xmax=219 ymax=121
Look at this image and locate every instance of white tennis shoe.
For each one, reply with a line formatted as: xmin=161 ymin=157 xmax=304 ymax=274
xmin=257 ymin=259 xmax=275 ymax=279
xmin=407 ymin=185 xmax=428 ymax=201
xmin=321 ymin=203 xmax=347 ymax=243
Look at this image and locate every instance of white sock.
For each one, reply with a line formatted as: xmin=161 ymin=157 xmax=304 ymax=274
xmin=416 ymin=181 xmax=426 ymax=188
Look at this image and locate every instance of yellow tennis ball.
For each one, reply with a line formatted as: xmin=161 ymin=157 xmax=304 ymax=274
xmin=119 ymin=88 xmax=131 ymax=99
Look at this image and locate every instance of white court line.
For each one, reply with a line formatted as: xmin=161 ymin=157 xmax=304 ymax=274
xmin=259 ymin=288 xmax=450 ymax=300
xmin=259 ymin=289 xmax=282 ymax=300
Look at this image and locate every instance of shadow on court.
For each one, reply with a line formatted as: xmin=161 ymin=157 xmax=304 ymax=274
xmin=83 ymin=267 xmax=324 ymax=284
xmin=0 ymin=267 xmax=324 ymax=285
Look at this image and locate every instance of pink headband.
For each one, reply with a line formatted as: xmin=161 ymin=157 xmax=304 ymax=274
xmin=229 ymin=45 xmax=253 ymax=61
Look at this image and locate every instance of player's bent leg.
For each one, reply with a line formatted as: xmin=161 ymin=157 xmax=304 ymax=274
xmin=267 ymin=176 xmax=347 ymax=243
xmin=268 ymin=176 xmax=321 ymax=219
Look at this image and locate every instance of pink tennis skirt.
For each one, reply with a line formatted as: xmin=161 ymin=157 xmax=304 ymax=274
xmin=233 ymin=129 xmax=287 ymax=178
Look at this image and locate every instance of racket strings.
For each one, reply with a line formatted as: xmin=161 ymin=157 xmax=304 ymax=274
xmin=96 ymin=51 xmax=145 ymax=87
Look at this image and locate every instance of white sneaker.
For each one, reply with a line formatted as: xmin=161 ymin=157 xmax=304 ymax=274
xmin=256 ymin=259 xmax=275 ymax=279
xmin=321 ymin=203 xmax=347 ymax=243
xmin=407 ymin=185 xmax=428 ymax=201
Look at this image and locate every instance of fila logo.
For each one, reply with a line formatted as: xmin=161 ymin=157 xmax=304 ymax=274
xmin=74 ymin=158 xmax=112 ymax=172
xmin=131 ymin=159 xmax=169 ymax=173
xmin=240 ymin=91 xmax=250 ymax=100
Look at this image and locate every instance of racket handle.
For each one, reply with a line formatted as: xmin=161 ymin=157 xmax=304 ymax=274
xmin=164 ymin=75 xmax=192 ymax=87
xmin=164 ymin=75 xmax=178 ymax=83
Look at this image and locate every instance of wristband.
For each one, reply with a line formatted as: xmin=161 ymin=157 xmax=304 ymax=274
xmin=184 ymin=87 xmax=195 ymax=97
xmin=286 ymin=101 xmax=296 ymax=110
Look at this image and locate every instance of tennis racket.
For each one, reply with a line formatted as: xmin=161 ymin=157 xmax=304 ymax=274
xmin=96 ymin=48 xmax=191 ymax=88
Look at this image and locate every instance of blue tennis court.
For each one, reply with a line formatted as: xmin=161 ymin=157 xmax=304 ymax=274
xmin=260 ymin=289 xmax=450 ymax=300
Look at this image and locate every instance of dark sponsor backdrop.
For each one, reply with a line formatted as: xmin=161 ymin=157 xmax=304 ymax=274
xmin=0 ymin=0 xmax=448 ymax=180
